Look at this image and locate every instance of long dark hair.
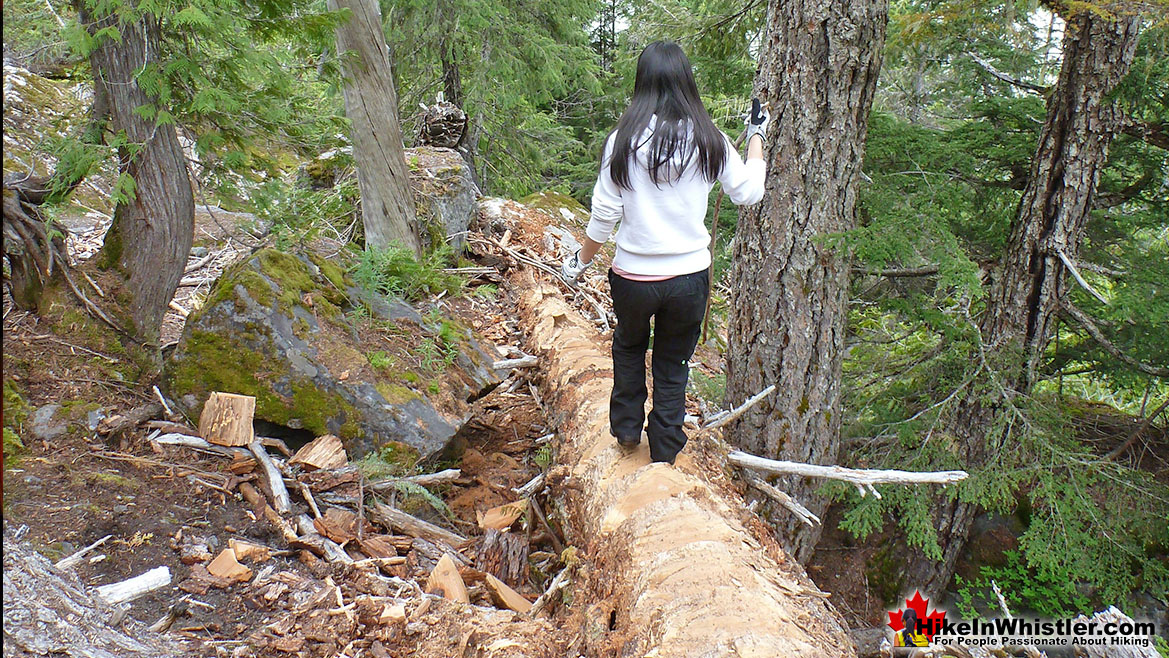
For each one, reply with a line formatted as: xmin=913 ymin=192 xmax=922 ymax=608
xmin=608 ymin=41 xmax=726 ymax=189
xmin=901 ymin=608 xmax=920 ymax=640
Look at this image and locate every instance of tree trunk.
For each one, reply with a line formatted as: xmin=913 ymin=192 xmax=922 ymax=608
xmin=909 ymin=6 xmax=1141 ymax=597
xmin=515 ymin=271 xmax=857 ymax=657
xmin=330 ymin=0 xmax=422 ymax=256
xmin=725 ymin=0 xmax=888 ymax=564
xmin=84 ymin=1 xmax=194 ymax=346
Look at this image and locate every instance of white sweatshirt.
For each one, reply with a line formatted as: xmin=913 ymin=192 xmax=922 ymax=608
xmin=585 ymin=116 xmax=767 ymax=276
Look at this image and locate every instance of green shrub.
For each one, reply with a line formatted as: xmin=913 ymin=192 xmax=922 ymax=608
xmin=349 ymin=244 xmax=463 ymax=302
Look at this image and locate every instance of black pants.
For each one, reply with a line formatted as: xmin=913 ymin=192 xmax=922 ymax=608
xmin=608 ymin=267 xmax=709 ymax=464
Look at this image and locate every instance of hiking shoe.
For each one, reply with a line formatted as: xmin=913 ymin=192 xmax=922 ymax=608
xmin=615 ymin=434 xmax=640 ymax=449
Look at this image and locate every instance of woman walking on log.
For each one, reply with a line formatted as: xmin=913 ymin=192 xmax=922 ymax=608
xmin=561 ymin=40 xmax=769 ymax=465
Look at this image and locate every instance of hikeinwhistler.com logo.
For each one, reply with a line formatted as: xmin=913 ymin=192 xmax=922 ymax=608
xmin=887 ymin=590 xmax=1160 ymax=650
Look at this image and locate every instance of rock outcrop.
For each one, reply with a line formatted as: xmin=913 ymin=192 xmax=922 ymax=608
xmin=164 ymin=248 xmax=499 ymax=461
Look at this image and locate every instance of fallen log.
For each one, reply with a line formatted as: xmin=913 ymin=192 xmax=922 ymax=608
xmin=515 ymin=272 xmax=856 ymax=656
xmin=3 ymin=527 xmax=188 ymax=657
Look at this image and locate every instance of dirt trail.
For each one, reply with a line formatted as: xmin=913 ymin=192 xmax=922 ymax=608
xmin=515 ymin=271 xmax=858 ymax=657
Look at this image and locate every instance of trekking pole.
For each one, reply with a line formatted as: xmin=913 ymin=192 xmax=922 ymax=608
xmin=701 ymin=129 xmax=748 ymax=344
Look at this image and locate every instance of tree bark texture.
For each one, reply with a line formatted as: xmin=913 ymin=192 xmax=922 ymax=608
xmin=515 ymin=270 xmax=857 ymax=658
xmin=84 ymin=1 xmax=194 ymax=345
xmin=330 ymin=0 xmax=422 ymax=256
xmin=725 ymin=0 xmax=888 ymax=564
xmin=909 ymin=6 xmax=1141 ymax=596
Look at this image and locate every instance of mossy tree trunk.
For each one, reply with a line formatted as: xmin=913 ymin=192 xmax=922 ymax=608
xmin=82 ymin=0 xmax=194 ymax=346
xmin=724 ymin=0 xmax=889 ymax=564
xmin=909 ymin=4 xmax=1141 ymax=597
xmin=330 ymin=0 xmax=422 ymax=256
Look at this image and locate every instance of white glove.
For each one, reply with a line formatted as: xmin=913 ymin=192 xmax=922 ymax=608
xmin=744 ymin=97 xmax=770 ymax=145
xmin=561 ymin=249 xmax=592 ymax=283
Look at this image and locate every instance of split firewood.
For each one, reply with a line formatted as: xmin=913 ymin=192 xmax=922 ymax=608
xmin=477 ymin=499 xmax=528 ymax=531
xmin=425 ymin=554 xmax=469 ymax=603
xmin=288 ymin=434 xmax=347 ymax=471
xmin=357 ymin=535 xmax=398 ymax=559
xmin=484 ymin=573 xmax=532 ymax=613
xmin=95 ymin=566 xmax=172 ymax=604
xmin=206 ymin=548 xmax=252 ymax=583
xmin=379 ymin=603 xmax=407 ymax=624
xmin=299 ymin=465 xmax=361 ymax=492
xmin=228 ymin=539 xmax=271 ymax=563
xmin=198 ymin=392 xmax=256 ymax=446
xmin=249 ymin=439 xmax=291 ymax=514
xmin=313 ymin=507 xmax=361 ymax=544
xmin=369 ymin=503 xmax=467 ymax=546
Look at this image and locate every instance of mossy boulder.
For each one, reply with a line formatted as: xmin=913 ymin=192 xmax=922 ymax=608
xmin=163 ymin=247 xmax=501 ymax=459
xmin=520 ymin=190 xmax=589 ymax=227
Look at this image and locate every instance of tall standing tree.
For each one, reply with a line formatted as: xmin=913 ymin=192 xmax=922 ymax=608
xmin=909 ymin=3 xmax=1143 ymax=596
xmin=79 ymin=0 xmax=194 ymax=347
xmin=330 ymin=0 xmax=422 ymax=255
xmin=725 ymin=0 xmax=889 ymax=563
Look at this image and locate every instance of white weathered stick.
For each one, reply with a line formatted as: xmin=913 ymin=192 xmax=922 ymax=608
xmin=744 ymin=474 xmax=820 ymax=527
xmin=95 ymin=566 xmax=172 ymax=604
xmin=55 ymin=534 xmax=112 ymax=570
xmin=1057 ymin=249 xmax=1109 ymax=305
xmin=294 ymin=515 xmax=353 ymax=564
xmin=153 ymin=433 xmax=248 ymax=458
xmin=704 ymin=385 xmax=776 ymax=430
xmin=528 ymin=567 xmax=571 ymax=617
xmin=493 ymin=355 xmax=539 ymax=370
xmin=728 ymin=450 xmax=968 ymax=487
xmin=250 ymin=439 xmax=292 ymax=514
xmin=512 ymin=472 xmax=545 ymax=498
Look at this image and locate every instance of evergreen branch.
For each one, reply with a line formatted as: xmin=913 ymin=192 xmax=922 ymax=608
xmin=1121 ymin=118 xmax=1169 ymax=151
xmin=1060 ymin=301 xmax=1169 ymax=377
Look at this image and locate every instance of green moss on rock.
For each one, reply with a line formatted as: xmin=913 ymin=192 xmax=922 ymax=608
xmin=376 ymin=382 xmax=420 ymax=405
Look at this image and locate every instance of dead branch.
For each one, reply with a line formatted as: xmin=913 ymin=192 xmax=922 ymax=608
xmin=368 ymin=503 xmax=467 ymax=546
xmin=250 ymin=439 xmax=292 ymax=514
xmin=1056 ymin=249 xmax=1109 ymax=305
xmin=856 ymin=264 xmax=940 ymax=278
xmin=727 ymin=450 xmax=968 ymax=489
xmin=1105 ymin=396 xmax=1169 ymax=461
xmin=94 ymin=566 xmax=172 ymax=604
xmin=704 ymin=384 xmax=776 ymax=430
xmin=493 ymin=355 xmax=539 ymax=370
xmin=1061 ymin=301 xmax=1169 ymax=377
xmin=527 ymin=566 xmax=571 ymax=618
xmin=55 ymin=534 xmax=112 ymax=570
xmin=966 ymin=52 xmax=1048 ymax=93
xmin=744 ymin=473 xmax=820 ymax=527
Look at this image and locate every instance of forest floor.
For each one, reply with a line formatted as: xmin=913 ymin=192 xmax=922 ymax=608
xmin=1 ymin=195 xmax=732 ymax=657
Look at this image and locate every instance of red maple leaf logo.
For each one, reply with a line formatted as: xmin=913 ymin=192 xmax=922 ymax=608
xmin=887 ymin=590 xmax=946 ymax=641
